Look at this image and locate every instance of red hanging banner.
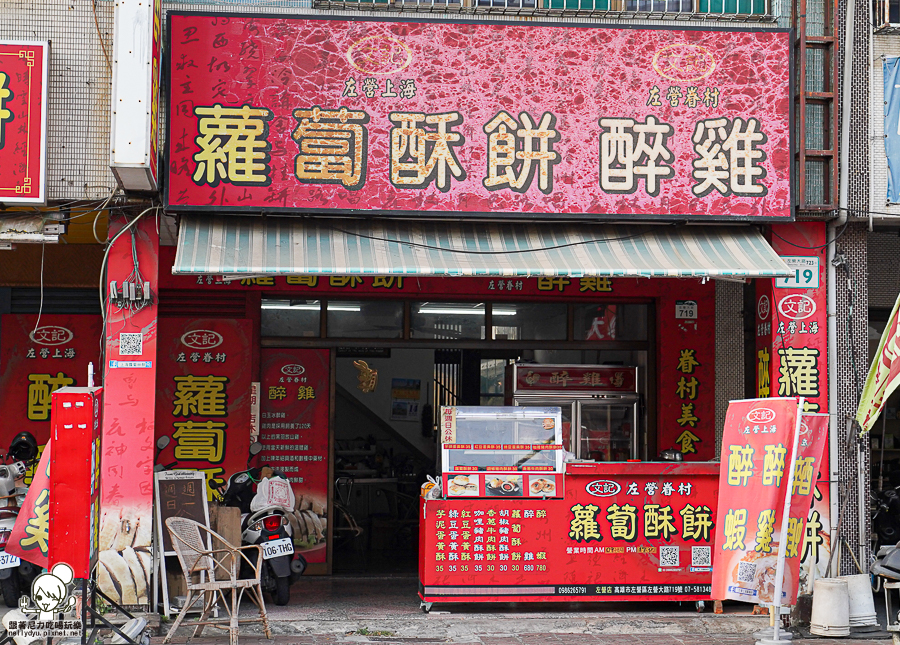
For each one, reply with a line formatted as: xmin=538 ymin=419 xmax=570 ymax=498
xmin=259 ymin=349 xmax=331 ymax=566
xmin=155 ymin=319 xmax=254 ymax=499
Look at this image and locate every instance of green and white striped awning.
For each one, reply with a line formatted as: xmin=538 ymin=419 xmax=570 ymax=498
xmin=173 ymin=216 xmax=792 ymax=279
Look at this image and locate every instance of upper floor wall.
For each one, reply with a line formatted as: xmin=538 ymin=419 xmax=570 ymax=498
xmin=0 ymin=0 xmax=116 ymax=203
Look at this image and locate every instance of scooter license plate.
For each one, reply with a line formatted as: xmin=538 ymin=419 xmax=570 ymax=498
xmin=261 ymin=538 xmax=294 ymax=560
xmin=0 ymin=553 xmax=21 ymax=569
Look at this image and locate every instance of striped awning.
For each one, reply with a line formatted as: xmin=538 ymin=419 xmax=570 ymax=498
xmin=173 ymin=216 xmax=792 ymax=279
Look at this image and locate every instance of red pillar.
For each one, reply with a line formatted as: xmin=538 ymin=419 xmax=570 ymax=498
xmin=98 ymin=212 xmax=159 ymax=607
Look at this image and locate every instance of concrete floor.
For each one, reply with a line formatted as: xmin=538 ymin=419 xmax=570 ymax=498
xmin=156 ymin=575 xmax=774 ymax=641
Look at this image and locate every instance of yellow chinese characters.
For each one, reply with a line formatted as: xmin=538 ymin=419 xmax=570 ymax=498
xmin=389 ymin=111 xmax=465 ymax=192
xmin=0 ymin=72 xmax=12 ymax=149
xmin=292 ymin=106 xmax=369 ymax=189
xmin=192 ymin=104 xmax=273 ymax=186
xmin=482 ymin=111 xmax=559 ymax=195
xmin=568 ymin=503 xmax=603 ymax=542
xmin=27 ymin=372 xmax=75 ymax=421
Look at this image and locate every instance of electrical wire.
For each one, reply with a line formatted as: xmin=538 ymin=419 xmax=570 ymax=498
xmin=320 ymin=220 xmax=680 ymax=256
xmin=31 ymin=241 xmax=46 ymax=339
xmin=770 ymin=220 xmax=851 ymax=250
xmin=99 ymin=206 xmax=158 ymax=323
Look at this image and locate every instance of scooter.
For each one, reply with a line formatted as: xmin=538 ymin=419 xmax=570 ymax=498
xmin=0 ymin=432 xmax=40 ymax=608
xmin=215 ymin=443 xmax=306 ymax=606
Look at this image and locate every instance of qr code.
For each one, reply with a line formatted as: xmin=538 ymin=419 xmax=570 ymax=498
xmin=737 ymin=561 xmax=757 ymax=583
xmin=119 ymin=333 xmax=143 ymax=356
xmin=692 ymin=546 xmax=712 ymax=567
xmin=659 ymin=546 xmax=679 ymax=567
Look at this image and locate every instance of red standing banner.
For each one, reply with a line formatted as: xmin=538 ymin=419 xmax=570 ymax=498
xmin=259 ymin=349 xmax=330 ymax=567
xmin=421 ymin=463 xmax=718 ymax=603
xmin=155 ymin=319 xmax=254 ymax=499
xmin=711 ymin=398 xmax=828 ymax=605
xmin=6 ymin=440 xmax=51 ymax=568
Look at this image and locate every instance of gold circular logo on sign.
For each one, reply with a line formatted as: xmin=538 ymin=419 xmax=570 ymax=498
xmin=652 ymin=43 xmax=716 ymax=82
xmin=347 ymin=35 xmax=412 ymax=76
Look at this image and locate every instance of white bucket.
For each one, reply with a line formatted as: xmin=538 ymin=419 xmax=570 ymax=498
xmin=0 ymin=609 xmax=42 ymax=645
xmin=839 ymin=574 xmax=879 ymax=627
xmin=810 ymin=578 xmax=851 ymax=637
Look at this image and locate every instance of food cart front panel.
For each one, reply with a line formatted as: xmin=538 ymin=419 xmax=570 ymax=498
xmin=419 ymin=461 xmax=718 ymax=603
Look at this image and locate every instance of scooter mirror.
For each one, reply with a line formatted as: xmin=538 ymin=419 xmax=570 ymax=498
xmin=249 ymin=442 xmax=263 ymax=456
xmin=156 ymin=436 xmax=171 ymax=451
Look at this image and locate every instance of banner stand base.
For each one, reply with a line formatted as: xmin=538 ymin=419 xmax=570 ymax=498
xmin=80 ymin=577 xmax=143 ymax=645
xmin=754 ymin=630 xmax=794 ymax=640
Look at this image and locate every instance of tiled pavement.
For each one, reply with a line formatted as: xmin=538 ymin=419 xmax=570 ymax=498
xmin=145 ymin=575 xmax=896 ymax=645
xmin=150 ymin=636 xmax=893 ymax=645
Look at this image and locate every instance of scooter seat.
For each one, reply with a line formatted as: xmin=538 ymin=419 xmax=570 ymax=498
xmin=872 ymin=548 xmax=900 ymax=580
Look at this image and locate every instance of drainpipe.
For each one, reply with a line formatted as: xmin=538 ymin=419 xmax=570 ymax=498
xmin=827 ymin=0 xmax=854 ymax=574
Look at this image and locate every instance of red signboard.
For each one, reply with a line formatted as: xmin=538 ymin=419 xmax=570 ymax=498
xmin=166 ymin=15 xmax=791 ymax=220
xmin=755 ymin=221 xmax=831 ymax=588
xmin=155 ymin=319 xmax=254 ymax=499
xmin=259 ymin=348 xmax=330 ymax=565
xmin=711 ymin=398 xmax=827 ymax=606
xmin=0 ymin=41 xmax=48 ymax=204
xmin=49 ymin=387 xmax=103 ymax=578
xmin=0 ymin=314 xmax=103 ymax=449
xmin=513 ymin=365 xmax=636 ymax=392
xmin=420 ymin=463 xmax=718 ymax=603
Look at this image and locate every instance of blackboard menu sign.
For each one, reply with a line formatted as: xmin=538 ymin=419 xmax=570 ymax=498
xmin=154 ymin=470 xmax=210 ymax=555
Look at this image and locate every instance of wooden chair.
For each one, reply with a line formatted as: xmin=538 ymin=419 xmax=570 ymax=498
xmin=163 ymin=517 xmax=272 ymax=645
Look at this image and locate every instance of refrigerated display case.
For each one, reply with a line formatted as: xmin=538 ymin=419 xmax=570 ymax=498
xmin=506 ymin=364 xmax=641 ymax=461
xmin=439 ymin=406 xmax=563 ymax=498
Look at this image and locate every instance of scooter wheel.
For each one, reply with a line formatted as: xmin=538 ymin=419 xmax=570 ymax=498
xmin=274 ymin=576 xmax=290 ymax=606
xmin=1 ymin=575 xmax=19 ymax=608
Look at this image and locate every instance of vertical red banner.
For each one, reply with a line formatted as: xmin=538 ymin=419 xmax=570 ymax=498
xmin=155 ymin=319 xmax=254 ymax=499
xmin=712 ymin=398 xmax=828 ymax=605
xmin=755 ymin=222 xmax=831 ymax=589
xmin=260 ymin=349 xmax=330 ymax=566
xmin=99 ymin=216 xmax=159 ymax=607
xmin=657 ymin=284 xmax=716 ymax=460
xmin=0 ymin=314 xmax=102 ymax=450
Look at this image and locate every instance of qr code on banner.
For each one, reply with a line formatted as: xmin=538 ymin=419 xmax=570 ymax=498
xmin=119 ymin=333 xmax=143 ymax=356
xmin=737 ymin=561 xmax=757 ymax=583
xmin=659 ymin=546 xmax=679 ymax=567
xmin=692 ymin=546 xmax=712 ymax=567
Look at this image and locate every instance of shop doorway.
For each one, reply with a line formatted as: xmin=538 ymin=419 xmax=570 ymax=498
xmin=328 ymin=346 xmax=651 ymax=574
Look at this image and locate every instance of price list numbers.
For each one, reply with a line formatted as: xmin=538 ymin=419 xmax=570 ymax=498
xmin=431 ymin=507 xmax=548 ymax=574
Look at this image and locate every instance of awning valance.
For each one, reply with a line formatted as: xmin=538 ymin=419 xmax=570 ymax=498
xmin=173 ymin=216 xmax=792 ymax=279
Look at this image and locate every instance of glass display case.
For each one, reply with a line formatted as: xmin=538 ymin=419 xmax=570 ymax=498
xmin=507 ymin=364 xmax=641 ymax=461
xmin=439 ymin=406 xmax=563 ymax=498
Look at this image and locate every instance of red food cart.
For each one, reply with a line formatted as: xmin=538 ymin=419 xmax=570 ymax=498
xmin=419 ymin=397 xmax=719 ymax=610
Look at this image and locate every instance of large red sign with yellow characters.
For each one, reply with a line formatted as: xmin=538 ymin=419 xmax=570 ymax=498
xmin=155 ymin=319 xmax=254 ymax=499
xmin=0 ymin=41 xmax=48 ymax=204
xmin=166 ymin=14 xmax=791 ymax=220
xmin=0 ymin=314 xmax=102 ymax=449
xmin=420 ymin=463 xmax=718 ymax=603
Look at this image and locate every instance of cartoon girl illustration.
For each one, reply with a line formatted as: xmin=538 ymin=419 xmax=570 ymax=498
xmin=20 ymin=563 xmax=76 ymax=620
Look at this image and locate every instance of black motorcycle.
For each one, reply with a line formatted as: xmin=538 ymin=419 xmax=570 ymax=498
xmin=215 ymin=443 xmax=306 ymax=606
xmin=0 ymin=432 xmax=41 ymax=608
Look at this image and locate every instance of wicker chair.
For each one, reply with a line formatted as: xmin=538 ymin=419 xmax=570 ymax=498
xmin=163 ymin=517 xmax=272 ymax=645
